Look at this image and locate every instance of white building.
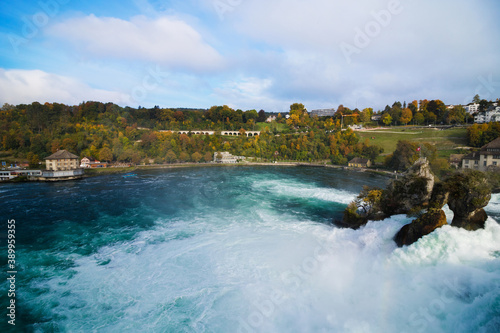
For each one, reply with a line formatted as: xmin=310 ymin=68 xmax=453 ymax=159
xmin=0 ymin=171 xmax=15 ymax=181
xmin=465 ymin=103 xmax=480 ymax=113
xmin=266 ymin=116 xmax=277 ymax=123
xmin=0 ymin=170 xmax=43 ymax=181
xmin=213 ymin=152 xmax=245 ymax=164
xmin=474 ymin=106 xmax=500 ymax=124
xmin=310 ymin=109 xmax=335 ymax=117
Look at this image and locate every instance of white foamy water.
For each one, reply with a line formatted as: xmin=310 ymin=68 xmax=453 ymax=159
xmin=13 ymin=168 xmax=500 ymax=332
xmin=252 ymin=178 xmax=357 ymax=204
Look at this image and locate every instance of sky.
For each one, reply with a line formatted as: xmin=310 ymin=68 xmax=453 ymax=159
xmin=0 ymin=0 xmax=499 ymax=112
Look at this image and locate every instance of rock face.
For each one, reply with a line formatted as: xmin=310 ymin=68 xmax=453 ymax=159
xmin=429 ymin=182 xmax=449 ymax=209
xmin=446 ymin=170 xmax=491 ymax=231
xmin=394 ymin=209 xmax=448 ymax=247
xmin=380 ymin=158 xmax=435 ymax=216
xmin=337 ymin=158 xmax=435 ymax=229
xmin=337 ymin=159 xmax=492 ymax=246
xmin=409 ymin=158 xmax=435 ymax=196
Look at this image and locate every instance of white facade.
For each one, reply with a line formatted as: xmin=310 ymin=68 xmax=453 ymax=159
xmin=213 ymin=152 xmax=245 ymax=164
xmin=474 ymin=107 xmax=500 ymax=124
xmin=80 ymin=157 xmax=102 ymax=168
xmin=0 ymin=171 xmax=15 ymax=181
xmin=465 ymin=103 xmax=480 ymax=113
xmin=0 ymin=170 xmax=43 ymax=181
xmin=40 ymin=169 xmax=84 ymax=180
xmin=310 ymin=109 xmax=336 ymax=117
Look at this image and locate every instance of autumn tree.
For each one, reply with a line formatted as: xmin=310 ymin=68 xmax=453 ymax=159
xmin=99 ymin=147 xmax=113 ymax=162
xmin=192 ymin=152 xmax=203 ymax=163
xmin=179 ymin=152 xmax=190 ymax=162
xmin=400 ymin=108 xmax=413 ymax=125
xmin=165 ymin=150 xmax=177 ymax=163
xmin=204 ymin=152 xmax=213 ymax=163
xmin=27 ymin=152 xmax=40 ymax=169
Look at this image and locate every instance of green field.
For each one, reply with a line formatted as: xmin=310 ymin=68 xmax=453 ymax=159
xmin=255 ymin=122 xmax=287 ymax=132
xmin=356 ymin=127 xmax=470 ymax=159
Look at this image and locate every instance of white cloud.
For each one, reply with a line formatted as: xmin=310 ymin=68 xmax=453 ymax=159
xmin=213 ymin=0 xmax=500 ymax=109
xmin=213 ymin=77 xmax=290 ymax=111
xmin=48 ymin=14 xmax=223 ymax=72
xmin=0 ymin=69 xmax=126 ymax=105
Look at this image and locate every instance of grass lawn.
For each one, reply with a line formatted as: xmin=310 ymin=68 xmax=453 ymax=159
xmin=256 ymin=122 xmax=287 ymax=132
xmin=357 ymin=127 xmax=470 ymax=158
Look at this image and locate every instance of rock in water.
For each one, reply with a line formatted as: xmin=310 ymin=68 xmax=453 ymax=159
xmin=446 ymin=170 xmax=491 ymax=231
xmin=408 ymin=158 xmax=435 ymax=196
xmin=394 ymin=209 xmax=448 ymax=247
xmin=381 ymin=158 xmax=435 ymax=216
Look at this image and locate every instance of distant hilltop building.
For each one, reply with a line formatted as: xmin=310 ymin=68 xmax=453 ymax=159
xmin=310 ymin=109 xmax=335 ymax=117
xmin=474 ymin=105 xmax=500 ymax=124
xmin=464 ymin=103 xmax=480 ymax=113
xmin=213 ymin=152 xmax=245 ymax=164
xmin=462 ymin=137 xmax=500 ymax=171
xmin=266 ymin=115 xmax=277 ymax=123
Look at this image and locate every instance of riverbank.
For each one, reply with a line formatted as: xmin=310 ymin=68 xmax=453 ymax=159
xmin=83 ymin=161 xmax=399 ymax=179
xmin=0 ymin=162 xmax=399 ymax=183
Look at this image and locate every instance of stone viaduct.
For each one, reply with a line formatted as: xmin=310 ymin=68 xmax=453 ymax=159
xmin=160 ymin=130 xmax=261 ymax=137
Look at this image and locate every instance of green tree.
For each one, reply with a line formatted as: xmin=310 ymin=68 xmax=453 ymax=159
xmin=360 ymin=108 xmax=373 ymax=123
xmin=386 ymin=140 xmax=419 ymax=171
xmin=290 ymin=103 xmax=306 ymax=115
xmin=381 ymin=113 xmax=393 ymax=126
xmin=257 ymin=110 xmax=266 ymax=122
xmin=473 ymin=94 xmax=481 ymax=104
xmin=414 ymin=113 xmax=425 ymax=125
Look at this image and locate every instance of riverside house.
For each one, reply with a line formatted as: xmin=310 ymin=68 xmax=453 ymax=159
xmin=462 ymin=137 xmax=500 ymax=171
xmin=348 ymin=157 xmax=371 ymax=168
xmin=41 ymin=150 xmax=84 ymax=181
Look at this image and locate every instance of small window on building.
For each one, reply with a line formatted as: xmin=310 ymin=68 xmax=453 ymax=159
xmin=484 ymin=161 xmax=487 ymax=166
xmin=474 ymin=160 xmax=478 ymax=165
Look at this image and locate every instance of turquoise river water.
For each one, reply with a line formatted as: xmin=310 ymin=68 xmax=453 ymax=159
xmin=1 ymin=166 xmax=499 ymax=332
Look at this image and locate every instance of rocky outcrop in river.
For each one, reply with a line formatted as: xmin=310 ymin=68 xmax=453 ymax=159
xmin=335 ymin=159 xmax=492 ymax=247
